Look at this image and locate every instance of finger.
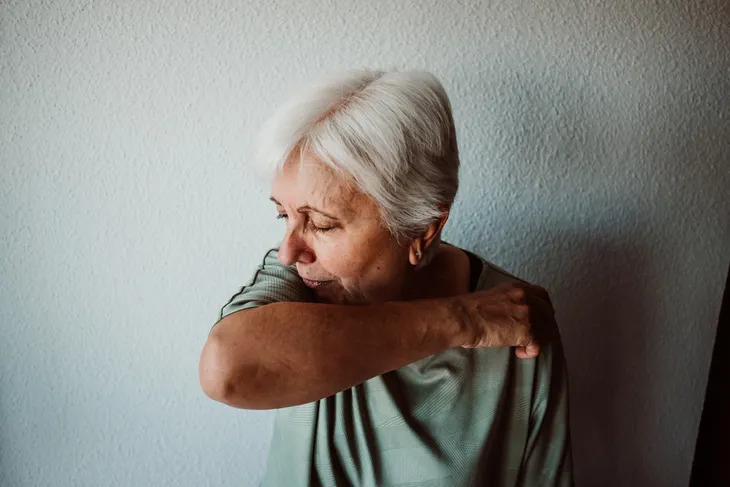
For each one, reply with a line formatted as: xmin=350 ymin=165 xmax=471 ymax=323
xmin=515 ymin=341 xmax=541 ymax=359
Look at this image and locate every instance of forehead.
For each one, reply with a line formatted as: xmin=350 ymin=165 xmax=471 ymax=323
xmin=270 ymin=156 xmax=360 ymax=214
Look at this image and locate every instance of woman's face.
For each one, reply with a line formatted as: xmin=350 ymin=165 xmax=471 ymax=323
xmin=270 ymin=155 xmax=412 ymax=304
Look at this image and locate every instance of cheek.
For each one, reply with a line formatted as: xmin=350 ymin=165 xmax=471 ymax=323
xmin=314 ymin=240 xmax=368 ymax=279
xmin=315 ymin=232 xmax=402 ymax=280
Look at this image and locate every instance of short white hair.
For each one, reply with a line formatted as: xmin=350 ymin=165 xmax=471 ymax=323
xmin=255 ymin=69 xmax=460 ymax=243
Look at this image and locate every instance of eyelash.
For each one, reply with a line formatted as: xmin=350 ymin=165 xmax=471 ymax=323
xmin=276 ymin=213 xmax=334 ymax=233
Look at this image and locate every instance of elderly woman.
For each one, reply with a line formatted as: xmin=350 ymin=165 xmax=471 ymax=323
xmin=199 ymin=69 xmax=573 ymax=486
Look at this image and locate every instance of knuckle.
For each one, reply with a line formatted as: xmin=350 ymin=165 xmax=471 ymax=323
xmin=515 ymin=302 xmax=530 ymax=320
xmin=510 ymin=285 xmax=527 ymax=301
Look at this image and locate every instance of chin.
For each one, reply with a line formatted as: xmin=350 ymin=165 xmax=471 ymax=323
xmin=314 ymin=286 xmax=368 ymax=305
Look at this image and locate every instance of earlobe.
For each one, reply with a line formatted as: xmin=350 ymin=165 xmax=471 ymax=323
xmin=408 ymin=242 xmax=423 ymax=266
xmin=408 ymin=210 xmax=450 ymax=266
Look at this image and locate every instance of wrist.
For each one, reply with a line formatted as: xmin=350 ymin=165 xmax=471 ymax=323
xmin=382 ymin=297 xmax=471 ymax=352
xmin=437 ymin=296 xmax=472 ymax=348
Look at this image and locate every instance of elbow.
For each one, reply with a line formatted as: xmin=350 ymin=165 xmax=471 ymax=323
xmin=198 ymin=333 xmax=257 ymax=409
xmin=199 ymin=333 xmax=234 ymax=403
xmin=198 ymin=330 xmax=272 ymax=409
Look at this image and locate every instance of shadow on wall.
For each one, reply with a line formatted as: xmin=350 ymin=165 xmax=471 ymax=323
xmin=448 ymin=58 xmax=706 ymax=486
xmin=550 ymin=233 xmax=657 ymax=487
xmin=461 ymin=223 xmax=658 ymax=486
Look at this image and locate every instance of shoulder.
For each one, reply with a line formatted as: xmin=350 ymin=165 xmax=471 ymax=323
xmin=217 ymin=246 xmax=312 ymax=321
xmin=464 ymin=249 xmax=569 ymax=376
xmin=464 ymin=249 xmax=530 ymax=291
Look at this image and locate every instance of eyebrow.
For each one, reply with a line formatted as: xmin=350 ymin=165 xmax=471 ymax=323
xmin=269 ymin=197 xmax=340 ymax=220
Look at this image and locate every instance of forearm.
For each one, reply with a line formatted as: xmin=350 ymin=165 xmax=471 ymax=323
xmin=199 ymin=299 xmax=465 ymax=410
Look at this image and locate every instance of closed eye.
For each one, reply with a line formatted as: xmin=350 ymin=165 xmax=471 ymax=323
xmin=277 ymin=212 xmax=335 ymax=233
xmin=309 ymin=221 xmax=335 ymax=233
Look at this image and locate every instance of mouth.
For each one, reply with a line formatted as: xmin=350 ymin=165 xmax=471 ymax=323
xmin=301 ymin=278 xmax=333 ymax=289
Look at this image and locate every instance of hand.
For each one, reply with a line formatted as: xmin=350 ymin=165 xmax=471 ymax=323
xmin=452 ymin=282 xmax=556 ymax=359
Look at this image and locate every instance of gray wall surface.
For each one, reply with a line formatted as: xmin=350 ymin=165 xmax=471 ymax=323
xmin=1 ymin=1 xmax=728 ymax=486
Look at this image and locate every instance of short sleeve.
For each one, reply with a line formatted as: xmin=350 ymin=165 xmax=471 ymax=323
xmin=216 ymin=248 xmax=313 ymax=323
xmin=475 ymin=254 xmax=574 ymax=485
xmin=516 ymin=331 xmax=574 ymax=486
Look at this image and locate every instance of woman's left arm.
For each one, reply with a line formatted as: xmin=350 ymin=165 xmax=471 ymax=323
xmin=516 ymin=331 xmax=575 ymax=487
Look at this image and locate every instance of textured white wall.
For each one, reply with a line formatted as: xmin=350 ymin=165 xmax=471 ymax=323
xmin=1 ymin=1 xmax=728 ymax=486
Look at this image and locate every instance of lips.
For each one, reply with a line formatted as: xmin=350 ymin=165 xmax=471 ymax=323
xmin=301 ymin=278 xmax=333 ymax=289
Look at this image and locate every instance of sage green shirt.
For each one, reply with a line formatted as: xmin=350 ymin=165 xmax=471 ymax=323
xmin=218 ymin=248 xmax=573 ymax=487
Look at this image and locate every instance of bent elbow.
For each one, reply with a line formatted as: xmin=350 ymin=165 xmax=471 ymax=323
xmin=198 ymin=331 xmax=268 ymax=409
xmin=199 ymin=333 xmax=234 ymax=403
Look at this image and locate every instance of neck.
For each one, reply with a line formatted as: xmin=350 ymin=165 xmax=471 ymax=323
xmin=402 ymin=244 xmax=471 ymax=301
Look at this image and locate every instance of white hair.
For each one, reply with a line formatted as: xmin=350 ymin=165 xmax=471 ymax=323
xmin=255 ymin=69 xmax=460 ymax=244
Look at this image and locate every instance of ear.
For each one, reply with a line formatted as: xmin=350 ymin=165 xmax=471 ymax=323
xmin=409 ymin=211 xmax=450 ymax=266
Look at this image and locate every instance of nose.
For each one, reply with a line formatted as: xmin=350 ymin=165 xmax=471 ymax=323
xmin=278 ymin=228 xmax=314 ymax=266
